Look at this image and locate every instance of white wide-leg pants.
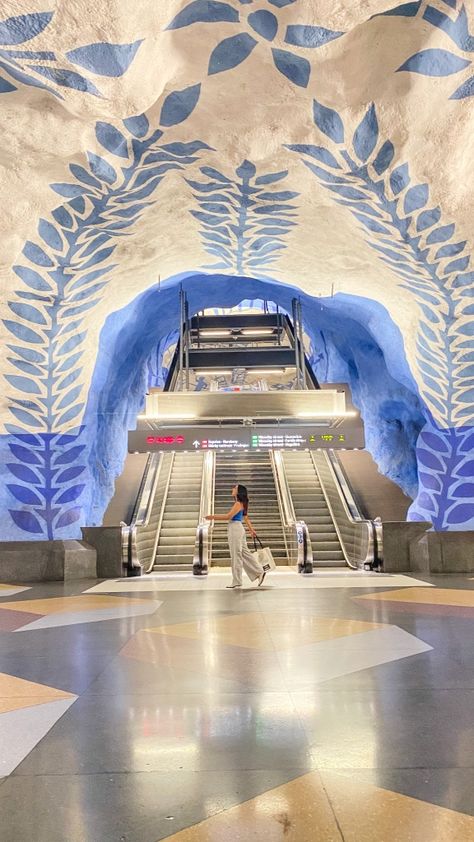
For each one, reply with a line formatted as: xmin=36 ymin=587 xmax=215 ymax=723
xmin=227 ymin=521 xmax=263 ymax=587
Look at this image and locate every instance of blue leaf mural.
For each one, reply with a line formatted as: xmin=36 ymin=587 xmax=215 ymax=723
xmin=166 ymin=1 xmax=240 ymax=29
xmin=190 ymin=159 xmax=298 ymax=274
xmin=248 ymin=10 xmax=278 ymax=41
xmin=164 ymin=1 xmax=333 ymax=88
xmin=288 ymin=99 xmax=474 ymax=533
xmin=160 ymin=83 xmax=201 ymax=126
xmin=0 ymin=76 xmax=16 ymax=92
xmin=409 ymin=424 xmax=474 ymax=529
xmin=398 ymin=48 xmax=470 ymax=76
xmin=3 ymin=115 xmax=211 ymax=538
xmin=313 ymin=100 xmax=344 ymax=143
xmin=352 ymin=104 xmax=379 ymax=162
xmin=272 ymin=48 xmax=310 ymax=87
xmin=208 ymin=33 xmax=257 ymax=74
xmin=0 ymin=12 xmax=53 ymax=44
xmin=66 ymin=40 xmax=143 ymax=77
xmin=285 ymin=25 xmax=344 ymax=48
xmin=0 ymin=10 xmax=142 ymax=99
xmin=396 ymin=4 xmax=474 ymax=98
xmin=28 ymin=65 xmax=103 ymax=96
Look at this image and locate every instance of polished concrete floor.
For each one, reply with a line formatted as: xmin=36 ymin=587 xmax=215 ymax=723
xmin=1 ymin=570 xmax=474 ymax=841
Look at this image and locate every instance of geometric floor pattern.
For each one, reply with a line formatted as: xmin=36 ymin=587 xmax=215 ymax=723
xmin=0 ymin=673 xmax=76 ymax=776
xmin=123 ymin=613 xmax=432 ymax=688
xmin=160 ymin=770 xmax=474 ymax=841
xmin=356 ymin=586 xmax=474 ymax=617
xmin=0 ymin=583 xmax=32 ymax=598
xmin=0 ymin=594 xmax=161 ymax=631
xmin=85 ymin=570 xmax=434 ymax=593
xmin=1 ymin=575 xmax=474 ymax=841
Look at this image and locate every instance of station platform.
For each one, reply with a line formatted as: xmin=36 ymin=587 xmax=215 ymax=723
xmin=1 ymin=570 xmax=474 ymax=841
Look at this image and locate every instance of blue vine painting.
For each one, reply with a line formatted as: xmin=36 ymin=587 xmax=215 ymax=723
xmin=397 ymin=3 xmax=474 ymax=99
xmin=3 ymin=100 xmax=210 ymax=539
xmin=288 ymin=100 xmax=474 ymax=529
xmin=189 ymin=159 xmax=299 ymax=274
xmin=166 ymin=0 xmax=344 ymax=88
xmin=0 ymin=9 xmax=142 ymax=98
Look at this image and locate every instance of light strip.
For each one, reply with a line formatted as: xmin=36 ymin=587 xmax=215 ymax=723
xmin=297 ymin=411 xmax=357 ymax=418
xmin=241 ymin=328 xmax=274 ymax=336
xmin=194 ymin=370 xmax=233 ymax=376
xmin=199 ymin=329 xmax=232 ymax=337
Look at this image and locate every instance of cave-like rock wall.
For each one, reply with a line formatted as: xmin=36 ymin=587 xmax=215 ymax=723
xmin=0 ymin=2 xmax=473 ymax=538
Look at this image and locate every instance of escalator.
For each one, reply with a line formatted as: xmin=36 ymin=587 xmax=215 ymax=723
xmin=211 ymin=452 xmax=288 ymax=566
xmin=282 ymin=451 xmax=345 ymax=567
xmin=153 ymin=452 xmax=204 ymax=570
xmin=118 ymin=305 xmax=378 ymax=575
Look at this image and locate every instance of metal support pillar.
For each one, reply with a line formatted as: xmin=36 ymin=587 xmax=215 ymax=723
xmin=179 ymin=287 xmax=186 ymax=391
xmin=292 ymin=298 xmax=301 ymax=389
xmin=184 ymin=296 xmax=190 ymax=391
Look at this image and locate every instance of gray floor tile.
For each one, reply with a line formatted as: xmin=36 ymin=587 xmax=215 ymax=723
xmin=0 ymin=769 xmax=302 ymax=842
xmin=15 ymin=691 xmax=312 ymax=774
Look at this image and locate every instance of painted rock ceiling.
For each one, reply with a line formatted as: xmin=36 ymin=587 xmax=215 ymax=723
xmin=0 ymin=0 xmax=473 ymax=537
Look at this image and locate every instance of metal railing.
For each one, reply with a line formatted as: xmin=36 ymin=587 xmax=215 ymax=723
xmin=123 ymin=451 xmax=175 ymax=574
xmin=271 ymin=450 xmax=313 ymax=573
xmin=193 ymin=450 xmax=215 ymax=575
xmin=311 ymin=450 xmax=374 ymax=569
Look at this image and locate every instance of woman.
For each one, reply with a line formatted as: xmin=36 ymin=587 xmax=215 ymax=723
xmin=206 ymin=484 xmax=266 ymax=589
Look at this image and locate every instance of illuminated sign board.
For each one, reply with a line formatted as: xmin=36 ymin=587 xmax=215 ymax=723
xmin=129 ymin=425 xmax=364 ymax=453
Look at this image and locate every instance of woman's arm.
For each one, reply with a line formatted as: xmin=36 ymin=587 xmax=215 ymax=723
xmin=206 ymin=502 xmax=241 ymax=522
xmin=244 ymin=514 xmax=257 ymax=537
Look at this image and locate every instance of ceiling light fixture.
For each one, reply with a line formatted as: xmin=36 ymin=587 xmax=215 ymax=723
xmin=241 ymin=328 xmax=274 ymax=336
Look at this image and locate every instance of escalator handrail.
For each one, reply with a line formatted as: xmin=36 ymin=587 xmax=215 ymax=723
xmin=311 ymin=450 xmax=374 ymax=568
xmin=326 ymin=449 xmax=364 ymax=522
xmin=135 ymin=453 xmax=162 ymax=527
xmin=144 ymin=451 xmax=176 ymax=573
xmin=193 ymin=450 xmax=215 ymax=574
xmin=272 ymin=450 xmax=313 ymax=572
xmin=123 ymin=452 xmax=162 ymax=570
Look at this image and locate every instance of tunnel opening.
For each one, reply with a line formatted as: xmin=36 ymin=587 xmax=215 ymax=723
xmin=83 ymin=272 xmax=425 ymax=527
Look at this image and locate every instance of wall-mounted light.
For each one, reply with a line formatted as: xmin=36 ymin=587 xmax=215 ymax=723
xmin=241 ymin=328 xmax=274 ymax=336
xmin=199 ymin=329 xmax=232 ymax=337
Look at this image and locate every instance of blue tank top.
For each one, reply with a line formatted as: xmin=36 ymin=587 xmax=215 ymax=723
xmin=231 ymin=507 xmax=244 ymax=521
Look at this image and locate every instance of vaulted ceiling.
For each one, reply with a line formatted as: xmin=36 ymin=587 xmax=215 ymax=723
xmin=0 ymin=2 xmax=473 ymax=539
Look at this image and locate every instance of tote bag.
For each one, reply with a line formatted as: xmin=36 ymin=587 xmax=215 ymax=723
xmin=252 ymin=536 xmax=276 ymax=571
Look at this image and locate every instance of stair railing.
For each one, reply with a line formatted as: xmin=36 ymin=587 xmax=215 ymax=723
xmin=310 ymin=450 xmax=374 ymax=570
xmin=272 ymin=450 xmax=313 ymax=573
xmin=193 ymin=450 xmax=215 ymax=575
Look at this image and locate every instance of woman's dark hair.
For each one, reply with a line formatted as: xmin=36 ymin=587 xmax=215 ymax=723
xmin=236 ymin=484 xmax=249 ymax=514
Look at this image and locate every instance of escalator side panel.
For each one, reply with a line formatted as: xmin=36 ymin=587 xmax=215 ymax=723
xmin=102 ymin=453 xmax=148 ymax=526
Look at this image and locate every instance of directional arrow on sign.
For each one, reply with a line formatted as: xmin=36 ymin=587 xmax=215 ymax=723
xmin=193 ymin=440 xmax=200 ymax=448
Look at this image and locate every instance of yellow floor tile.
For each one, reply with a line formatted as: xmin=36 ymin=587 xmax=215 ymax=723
xmin=321 ymin=771 xmax=474 ymax=841
xmin=161 ymin=772 xmax=342 ymax=841
xmin=358 ymin=588 xmax=474 ymax=608
xmin=150 ymin=613 xmax=383 ymax=651
xmin=0 ymin=594 xmax=151 ymax=615
xmin=0 ymin=672 xmax=74 ymax=713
